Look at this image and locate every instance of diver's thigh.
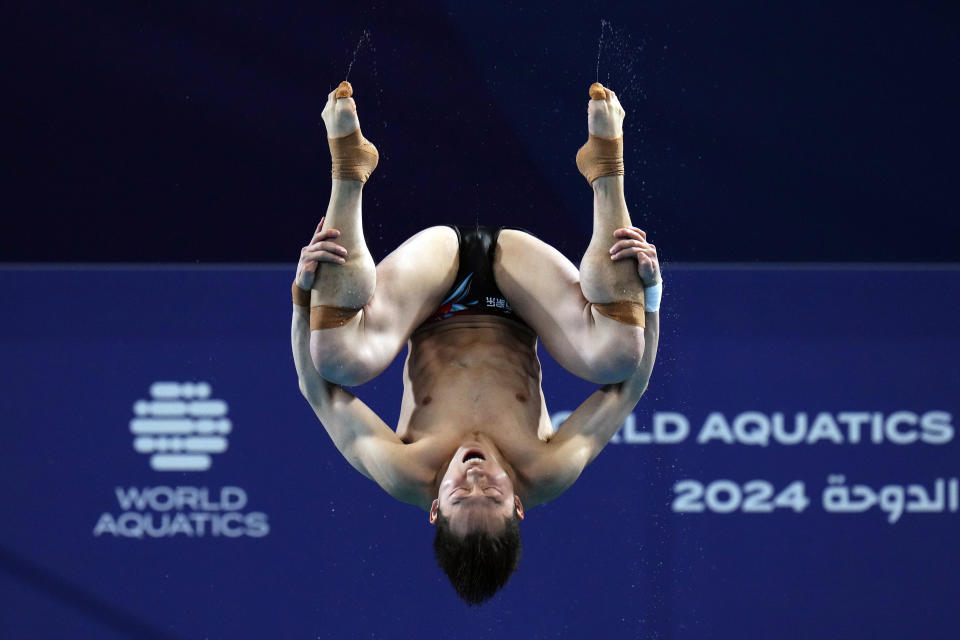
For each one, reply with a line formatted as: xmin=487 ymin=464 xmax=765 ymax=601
xmin=494 ymin=229 xmax=586 ymax=323
xmin=495 ymin=229 xmax=644 ymax=383
xmin=494 ymin=230 xmax=594 ymax=372
xmin=364 ymin=225 xmax=460 ymax=340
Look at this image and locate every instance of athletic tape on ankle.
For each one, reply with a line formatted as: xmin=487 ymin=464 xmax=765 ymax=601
xmin=576 ymin=134 xmax=624 ymax=184
xmin=292 ymin=282 xmax=311 ymax=307
xmin=328 ymin=130 xmax=379 ymax=183
xmin=310 ymin=305 xmax=361 ymax=330
xmin=644 ymin=281 xmax=663 ymax=313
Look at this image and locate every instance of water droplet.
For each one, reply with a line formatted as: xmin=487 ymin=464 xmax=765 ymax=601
xmin=345 ymin=29 xmax=373 ymax=81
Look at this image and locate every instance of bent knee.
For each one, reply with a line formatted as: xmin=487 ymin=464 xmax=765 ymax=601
xmin=309 ymin=329 xmax=387 ymax=387
xmin=395 ymin=225 xmax=460 ymax=261
xmin=583 ymin=323 xmax=645 ymax=384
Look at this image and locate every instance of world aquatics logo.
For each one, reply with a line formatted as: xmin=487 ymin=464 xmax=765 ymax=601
xmin=130 ymin=381 xmax=231 ymax=471
xmin=93 ymin=380 xmax=270 ymax=538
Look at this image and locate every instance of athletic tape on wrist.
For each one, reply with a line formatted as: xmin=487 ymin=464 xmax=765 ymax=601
xmin=644 ymin=281 xmax=662 ymax=312
xmin=292 ymin=282 xmax=311 ymax=307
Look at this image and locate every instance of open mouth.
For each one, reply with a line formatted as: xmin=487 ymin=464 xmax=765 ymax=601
xmin=462 ymin=450 xmax=486 ymax=463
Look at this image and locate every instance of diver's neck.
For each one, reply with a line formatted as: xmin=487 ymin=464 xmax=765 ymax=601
xmin=431 ymin=433 xmax=522 ymax=495
xmin=474 ymin=433 xmax=520 ymax=487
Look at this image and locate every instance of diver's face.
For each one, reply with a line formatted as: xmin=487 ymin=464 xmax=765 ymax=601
xmin=430 ymin=444 xmax=524 ymax=536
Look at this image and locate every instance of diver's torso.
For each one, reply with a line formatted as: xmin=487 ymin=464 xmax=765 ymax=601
xmin=396 ymin=316 xmax=554 ymax=470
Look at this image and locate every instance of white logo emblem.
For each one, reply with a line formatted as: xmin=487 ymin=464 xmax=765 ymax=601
xmin=130 ymin=381 xmax=231 ymax=471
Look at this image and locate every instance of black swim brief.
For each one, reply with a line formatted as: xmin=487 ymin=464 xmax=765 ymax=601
xmin=419 ymin=225 xmax=530 ymax=328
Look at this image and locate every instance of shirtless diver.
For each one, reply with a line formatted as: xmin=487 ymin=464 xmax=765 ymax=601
xmin=291 ymin=80 xmax=662 ymax=605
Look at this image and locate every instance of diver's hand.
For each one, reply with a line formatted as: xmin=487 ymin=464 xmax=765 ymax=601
xmin=295 ymin=217 xmax=348 ymax=290
xmin=609 ymin=226 xmax=660 ymax=286
xmin=587 ymin=83 xmax=625 ymax=139
xmin=321 ymin=81 xmax=361 ymax=138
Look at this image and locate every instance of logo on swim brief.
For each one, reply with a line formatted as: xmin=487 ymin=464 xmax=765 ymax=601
xmin=130 ymin=381 xmax=230 ymax=472
xmin=433 ymin=273 xmax=479 ymax=319
xmin=484 ymin=296 xmax=512 ymax=312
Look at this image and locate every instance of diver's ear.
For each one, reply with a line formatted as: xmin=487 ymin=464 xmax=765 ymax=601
xmin=514 ymin=495 xmax=525 ymax=520
xmin=429 ymin=499 xmax=439 ymax=524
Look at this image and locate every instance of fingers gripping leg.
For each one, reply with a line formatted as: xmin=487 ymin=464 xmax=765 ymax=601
xmin=493 ymin=230 xmax=644 ymax=384
xmin=310 ymin=226 xmax=459 ymax=385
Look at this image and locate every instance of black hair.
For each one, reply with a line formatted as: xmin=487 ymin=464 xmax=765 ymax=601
xmin=433 ymin=510 xmax=522 ymax=606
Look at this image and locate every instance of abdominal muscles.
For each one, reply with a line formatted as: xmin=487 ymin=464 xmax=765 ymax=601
xmin=398 ymin=320 xmax=547 ymax=445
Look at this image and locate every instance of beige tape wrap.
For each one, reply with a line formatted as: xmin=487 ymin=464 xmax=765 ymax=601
xmin=576 ymin=134 xmax=624 ymax=184
xmin=593 ymin=298 xmax=647 ymax=328
xmin=292 ymin=282 xmax=311 ymax=307
xmin=310 ymin=305 xmax=361 ymax=330
xmin=328 ymin=129 xmax=379 ymax=183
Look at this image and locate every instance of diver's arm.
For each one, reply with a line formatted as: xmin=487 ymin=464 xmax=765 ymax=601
xmin=559 ymin=310 xmax=658 ymax=463
xmin=552 ymin=221 xmax=662 ymax=466
xmin=292 ymin=304 xmax=394 ymax=472
xmin=527 ymin=310 xmax=659 ymax=506
xmin=537 ymin=231 xmax=661 ymax=487
xmin=292 ymin=223 xmax=428 ymax=504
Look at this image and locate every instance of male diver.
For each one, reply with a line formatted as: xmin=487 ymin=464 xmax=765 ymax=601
xmin=290 ymin=81 xmax=661 ymax=604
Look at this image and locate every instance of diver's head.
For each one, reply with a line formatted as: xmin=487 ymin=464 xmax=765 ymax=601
xmin=431 ymin=443 xmax=524 ymax=535
xmin=429 ymin=442 xmax=525 ymax=605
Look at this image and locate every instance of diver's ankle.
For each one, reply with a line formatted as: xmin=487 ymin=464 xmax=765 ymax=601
xmin=592 ymin=175 xmax=624 ymax=195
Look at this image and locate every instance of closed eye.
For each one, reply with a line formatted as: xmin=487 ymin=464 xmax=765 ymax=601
xmin=452 ymin=496 xmax=502 ymax=506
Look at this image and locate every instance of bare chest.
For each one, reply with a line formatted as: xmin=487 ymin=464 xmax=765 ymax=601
xmin=395 ymin=321 xmax=554 ymax=450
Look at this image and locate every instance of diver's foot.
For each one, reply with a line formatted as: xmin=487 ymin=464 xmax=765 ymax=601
xmin=586 ymin=82 xmax=625 ymax=139
xmin=321 ymin=81 xmax=361 ymax=138
xmin=576 ymin=83 xmax=625 ymax=184
xmin=322 ymin=81 xmax=379 ymax=183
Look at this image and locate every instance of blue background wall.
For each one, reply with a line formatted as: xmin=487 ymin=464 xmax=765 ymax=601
xmin=2 ymin=266 xmax=957 ymax=639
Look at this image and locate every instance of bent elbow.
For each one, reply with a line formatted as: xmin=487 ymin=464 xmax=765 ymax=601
xmin=297 ymin=370 xmax=332 ymax=410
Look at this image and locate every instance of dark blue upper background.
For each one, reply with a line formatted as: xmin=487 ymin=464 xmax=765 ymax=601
xmin=4 ymin=0 xmax=958 ymax=263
